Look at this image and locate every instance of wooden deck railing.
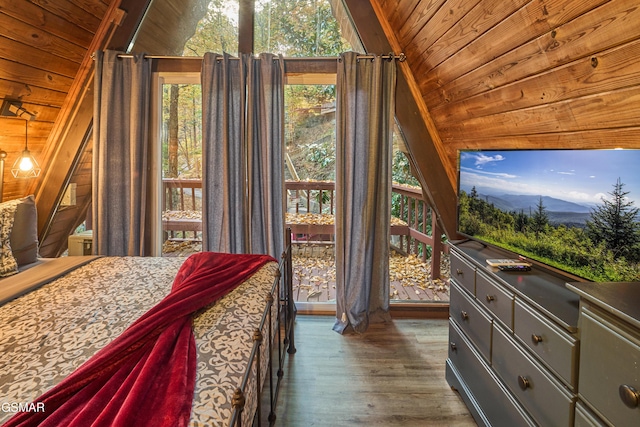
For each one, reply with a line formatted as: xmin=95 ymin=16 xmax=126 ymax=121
xmin=161 ymin=179 xmax=446 ymax=279
xmin=163 ymin=178 xmax=202 ymax=239
xmin=391 ymin=184 xmax=445 ymax=280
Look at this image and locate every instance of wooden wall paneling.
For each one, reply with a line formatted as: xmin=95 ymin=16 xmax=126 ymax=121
xmin=30 ymin=0 xmax=103 ymax=33
xmin=0 ymin=58 xmax=73 ymax=93
xmin=451 ymin=127 xmax=640 ymax=152
xmin=431 ymin=0 xmax=640 ymax=109
xmin=0 ymin=120 xmax=52 ymax=140
xmin=376 ymin=0 xmax=417 ymax=29
xmin=443 ymin=127 xmax=640 ymax=175
xmin=0 ymin=78 xmax=67 ymax=105
xmin=418 ymin=0 xmax=609 ymax=98
xmin=0 ymin=13 xmax=86 ymax=63
xmin=0 ymin=37 xmax=80 ymax=79
xmin=431 ymin=38 xmax=640 ymax=124
xmin=403 ymin=0 xmax=482 ymax=74
xmin=0 ymin=0 xmax=95 ymax=47
xmin=67 ymin=0 xmax=110 ymax=19
xmin=422 ymin=0 xmax=529 ymax=72
xmin=380 ymin=0 xmax=435 ymax=44
xmin=17 ymin=104 xmax=60 ymax=123
xmin=439 ymin=85 xmax=640 ymax=143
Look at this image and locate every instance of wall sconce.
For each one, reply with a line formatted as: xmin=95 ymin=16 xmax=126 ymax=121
xmin=11 ymin=120 xmax=41 ymax=179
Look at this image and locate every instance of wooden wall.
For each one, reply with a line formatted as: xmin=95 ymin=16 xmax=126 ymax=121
xmin=0 ymin=0 xmax=109 ymax=202
xmin=375 ymin=0 xmax=640 ymax=193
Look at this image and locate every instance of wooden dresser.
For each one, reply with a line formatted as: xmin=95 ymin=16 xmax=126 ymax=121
xmin=567 ymin=281 xmax=640 ymax=426
xmin=447 ymin=240 xmax=581 ymax=426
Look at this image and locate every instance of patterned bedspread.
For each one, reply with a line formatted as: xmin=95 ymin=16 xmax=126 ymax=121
xmin=0 ymin=256 xmax=278 ymax=426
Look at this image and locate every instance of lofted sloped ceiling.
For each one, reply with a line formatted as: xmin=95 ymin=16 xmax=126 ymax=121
xmin=1 ymin=0 xmax=639 ymax=256
xmin=0 ymin=0 xmax=110 ymax=202
xmin=0 ymin=0 xmax=151 ymax=257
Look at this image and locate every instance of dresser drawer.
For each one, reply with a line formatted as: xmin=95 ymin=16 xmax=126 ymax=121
xmin=450 ymin=251 xmax=475 ymax=295
xmin=574 ymin=401 xmax=607 ymax=427
xmin=514 ymin=299 xmax=578 ymax=389
xmin=447 ymin=321 xmax=535 ymax=427
xmin=476 ymin=270 xmax=514 ymax=330
xmin=579 ymin=305 xmax=640 ymax=427
xmin=492 ymin=324 xmax=574 ymax=426
xmin=450 ymin=281 xmax=492 ymax=361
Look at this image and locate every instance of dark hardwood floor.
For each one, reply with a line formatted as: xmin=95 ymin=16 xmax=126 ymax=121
xmin=273 ymin=315 xmax=477 ymax=426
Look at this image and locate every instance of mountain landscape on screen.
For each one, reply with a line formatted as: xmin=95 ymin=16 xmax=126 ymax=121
xmin=457 ymin=149 xmax=640 ymax=282
xmin=476 ymin=194 xmax=592 ymax=227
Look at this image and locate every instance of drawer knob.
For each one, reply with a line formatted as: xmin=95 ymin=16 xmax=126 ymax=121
xmin=460 ymin=311 xmax=469 ymax=321
xmin=531 ymin=334 xmax=543 ymax=344
xmin=456 ymin=268 xmax=464 ymax=276
xmin=450 ymin=342 xmax=457 ymax=352
xmin=619 ymin=384 xmax=640 ymax=408
xmin=486 ymin=294 xmax=495 ymax=302
xmin=518 ymin=375 xmax=530 ymax=391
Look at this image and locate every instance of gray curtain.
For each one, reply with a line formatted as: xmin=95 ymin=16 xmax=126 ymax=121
xmin=247 ymin=54 xmax=286 ymax=257
xmin=201 ymin=53 xmax=285 ymax=257
xmin=93 ymin=50 xmax=152 ymax=256
xmin=333 ymin=52 xmax=396 ymax=334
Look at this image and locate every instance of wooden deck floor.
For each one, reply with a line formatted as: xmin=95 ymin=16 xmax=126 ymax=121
xmin=272 ymin=315 xmax=476 ymax=426
xmin=292 ymin=244 xmax=451 ymax=303
xmin=162 ymin=241 xmax=451 ymax=304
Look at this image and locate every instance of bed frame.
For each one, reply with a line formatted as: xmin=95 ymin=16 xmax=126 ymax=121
xmin=228 ymin=228 xmax=296 ymax=427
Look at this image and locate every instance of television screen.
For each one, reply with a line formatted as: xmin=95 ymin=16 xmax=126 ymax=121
xmin=457 ymin=149 xmax=640 ymax=282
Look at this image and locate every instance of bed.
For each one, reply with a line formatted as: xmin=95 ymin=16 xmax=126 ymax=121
xmin=0 ymin=196 xmax=296 ymax=427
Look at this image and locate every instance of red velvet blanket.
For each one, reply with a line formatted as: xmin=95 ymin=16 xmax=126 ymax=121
xmin=5 ymin=252 xmax=275 ymax=427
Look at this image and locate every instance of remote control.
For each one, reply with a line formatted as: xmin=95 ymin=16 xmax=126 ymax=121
xmin=498 ymin=264 xmax=531 ymax=272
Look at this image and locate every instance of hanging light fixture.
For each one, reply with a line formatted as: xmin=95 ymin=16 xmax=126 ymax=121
xmin=11 ymin=119 xmax=41 ymax=178
xmin=0 ymin=99 xmax=40 ymax=179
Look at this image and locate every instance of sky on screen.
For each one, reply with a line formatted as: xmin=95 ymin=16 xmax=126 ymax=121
xmin=459 ymin=149 xmax=640 ymax=207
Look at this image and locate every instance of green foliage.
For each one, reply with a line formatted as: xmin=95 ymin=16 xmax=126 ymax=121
xmin=284 ymin=85 xmax=336 ymax=181
xmin=586 ymin=178 xmax=640 ymax=262
xmin=254 ymin=0 xmax=351 ymax=56
xmin=183 ymin=0 xmax=239 ymax=55
xmin=530 ymin=196 xmax=549 ymax=237
xmin=459 ymin=188 xmax=640 ymax=282
xmin=161 ymin=84 xmax=202 ymax=179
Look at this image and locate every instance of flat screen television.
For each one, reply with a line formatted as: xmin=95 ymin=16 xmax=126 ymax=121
xmin=457 ymin=149 xmax=640 ymax=282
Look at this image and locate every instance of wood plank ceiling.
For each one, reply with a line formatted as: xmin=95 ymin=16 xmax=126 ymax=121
xmin=0 ymin=0 xmax=109 ymax=202
xmin=0 ymin=0 xmax=148 ymax=257
xmin=373 ymin=0 xmax=640 ymax=185
xmin=1 ymin=0 xmax=639 ymax=255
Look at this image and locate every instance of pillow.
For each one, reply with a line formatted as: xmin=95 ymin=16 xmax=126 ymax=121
xmin=10 ymin=195 xmax=39 ymax=266
xmin=0 ymin=199 xmax=20 ymax=277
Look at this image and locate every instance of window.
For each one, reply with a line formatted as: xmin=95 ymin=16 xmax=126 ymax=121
xmin=152 ymin=73 xmax=203 ymax=256
xmin=254 ymin=0 xmax=354 ymax=56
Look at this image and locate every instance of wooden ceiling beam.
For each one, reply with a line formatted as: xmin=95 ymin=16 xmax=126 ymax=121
xmin=342 ymin=0 xmax=459 ymax=239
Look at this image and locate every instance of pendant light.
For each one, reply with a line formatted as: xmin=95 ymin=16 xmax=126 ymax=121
xmin=11 ymin=119 xmax=41 ymax=178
